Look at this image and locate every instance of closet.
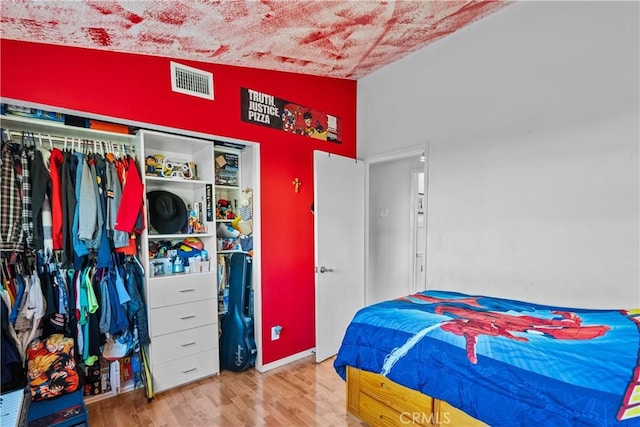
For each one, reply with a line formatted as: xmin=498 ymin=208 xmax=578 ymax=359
xmin=0 ymin=111 xmax=152 ymax=404
xmin=214 ymin=144 xmax=257 ymax=372
xmin=1 ymin=104 xmax=262 ymax=410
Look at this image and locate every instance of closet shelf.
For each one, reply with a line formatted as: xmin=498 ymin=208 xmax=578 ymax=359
xmin=0 ymin=114 xmax=134 ymax=144
xmin=84 ymin=380 xmax=136 ymax=406
xmin=147 ymin=232 xmax=215 ymax=240
xmin=144 ymin=176 xmax=213 ymax=187
xmin=148 ymin=271 xmax=214 ymax=281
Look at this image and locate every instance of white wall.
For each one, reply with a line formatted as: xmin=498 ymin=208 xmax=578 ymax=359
xmin=368 ymin=156 xmax=425 ymax=304
xmin=427 ymin=111 xmax=638 ymax=308
xmin=358 ymin=1 xmax=639 ymax=308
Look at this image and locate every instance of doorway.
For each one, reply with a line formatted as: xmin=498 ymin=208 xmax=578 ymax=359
xmin=367 ymin=153 xmax=426 ymax=305
xmin=411 ymin=169 xmax=426 ymax=293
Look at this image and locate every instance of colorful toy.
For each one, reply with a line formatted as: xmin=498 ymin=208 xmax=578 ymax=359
xmin=182 ymin=237 xmax=204 ymax=251
xmin=216 ymin=199 xmax=236 ymax=220
xmin=187 ymin=206 xmax=206 ymax=233
xmin=161 ymin=157 xmax=195 ymax=180
xmin=144 ymin=154 xmax=165 ymax=176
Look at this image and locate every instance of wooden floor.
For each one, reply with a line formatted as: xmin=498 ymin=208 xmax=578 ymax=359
xmin=88 ymin=355 xmax=367 ymax=427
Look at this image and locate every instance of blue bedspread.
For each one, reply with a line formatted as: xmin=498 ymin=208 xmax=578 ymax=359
xmin=334 ymin=290 xmax=640 ymax=426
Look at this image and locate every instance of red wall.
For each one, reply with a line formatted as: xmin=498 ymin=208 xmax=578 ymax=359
xmin=0 ymin=39 xmax=357 ymax=365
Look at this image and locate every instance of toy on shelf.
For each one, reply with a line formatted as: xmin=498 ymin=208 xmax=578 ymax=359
xmin=148 ymin=238 xmax=209 ymax=276
xmin=145 ymin=153 xmax=197 ymax=180
xmin=216 ymin=199 xmax=236 ymax=220
xmin=188 ymin=205 xmax=206 ymax=234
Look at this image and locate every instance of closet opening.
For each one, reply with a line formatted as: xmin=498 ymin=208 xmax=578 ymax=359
xmin=1 ymin=100 xmax=263 ymax=407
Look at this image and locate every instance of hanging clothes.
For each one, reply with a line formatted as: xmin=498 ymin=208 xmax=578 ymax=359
xmin=115 ymin=155 xmax=143 ymax=233
xmin=14 ymin=269 xmax=46 ymax=357
xmin=106 ymin=155 xmax=128 ymax=248
xmin=2 ymin=123 xmax=150 ymax=399
xmin=49 ymin=148 xmax=65 ymax=251
xmin=31 ymin=148 xmax=52 ymax=252
xmin=72 ymin=152 xmax=89 ymax=260
xmin=123 ymin=257 xmax=150 ymax=346
xmin=60 ymin=151 xmax=77 ymax=267
xmin=1 ymin=291 xmax=25 ymax=392
xmin=77 ymin=155 xmax=96 ymax=243
xmin=0 ymin=142 xmax=23 ymax=252
xmin=94 ymin=154 xmax=112 ymax=268
xmin=20 ymin=140 xmax=34 ymax=250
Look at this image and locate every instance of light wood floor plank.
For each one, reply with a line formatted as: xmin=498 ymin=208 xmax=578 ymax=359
xmin=88 ymin=355 xmax=366 ymax=427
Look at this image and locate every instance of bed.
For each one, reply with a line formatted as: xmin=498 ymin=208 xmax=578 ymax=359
xmin=334 ymin=290 xmax=640 ymax=426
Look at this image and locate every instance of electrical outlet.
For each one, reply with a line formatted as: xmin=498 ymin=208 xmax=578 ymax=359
xmin=271 ymin=325 xmax=282 ymax=341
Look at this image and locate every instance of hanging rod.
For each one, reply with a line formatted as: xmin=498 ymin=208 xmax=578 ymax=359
xmin=2 ymin=129 xmax=136 ymax=154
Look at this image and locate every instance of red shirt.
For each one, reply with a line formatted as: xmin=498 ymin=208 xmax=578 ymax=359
xmin=49 ymin=148 xmax=65 ymax=250
xmin=114 ymin=156 xmax=143 ymax=233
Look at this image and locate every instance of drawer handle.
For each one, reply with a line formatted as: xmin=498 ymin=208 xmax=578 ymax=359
xmin=178 ymin=288 xmax=196 ymax=293
xmin=182 ymin=367 xmax=197 ymax=374
xmin=380 ymin=382 xmax=385 ymax=388
xmin=180 ymin=315 xmax=196 ymax=320
xmin=180 ymin=341 xmax=197 ymax=347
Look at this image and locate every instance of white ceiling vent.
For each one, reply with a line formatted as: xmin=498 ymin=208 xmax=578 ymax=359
xmin=170 ymin=61 xmax=214 ymax=100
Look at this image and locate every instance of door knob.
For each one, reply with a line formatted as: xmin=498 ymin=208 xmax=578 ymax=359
xmin=319 ymin=266 xmax=334 ymax=273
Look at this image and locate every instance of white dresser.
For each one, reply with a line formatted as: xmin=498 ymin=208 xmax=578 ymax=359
xmin=137 ymin=129 xmax=220 ymax=393
xmin=147 ymin=273 xmax=219 ymax=391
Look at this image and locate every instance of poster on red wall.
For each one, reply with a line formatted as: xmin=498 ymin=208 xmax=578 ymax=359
xmin=240 ymin=87 xmax=342 ymax=143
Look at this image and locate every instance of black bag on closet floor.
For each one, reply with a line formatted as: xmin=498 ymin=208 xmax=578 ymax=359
xmin=1 ymin=302 xmax=26 ymax=393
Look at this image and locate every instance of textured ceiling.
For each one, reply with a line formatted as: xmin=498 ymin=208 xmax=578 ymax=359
xmin=0 ymin=1 xmax=509 ymax=79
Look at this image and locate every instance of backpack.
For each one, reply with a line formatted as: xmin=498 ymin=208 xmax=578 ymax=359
xmin=26 ymin=334 xmax=81 ymax=401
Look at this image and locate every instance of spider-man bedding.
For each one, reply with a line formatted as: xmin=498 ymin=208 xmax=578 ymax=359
xmin=334 ymin=290 xmax=640 ymax=426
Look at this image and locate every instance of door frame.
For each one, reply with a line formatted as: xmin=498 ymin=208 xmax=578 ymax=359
xmin=363 ymin=144 xmax=428 ymax=301
xmin=410 ymin=168 xmax=426 ymax=293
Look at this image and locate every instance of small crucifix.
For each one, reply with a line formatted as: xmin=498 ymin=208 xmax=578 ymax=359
xmin=292 ymin=178 xmax=302 ymax=193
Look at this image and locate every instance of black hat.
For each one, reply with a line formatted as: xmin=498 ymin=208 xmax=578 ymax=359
xmin=147 ymin=190 xmax=187 ymax=234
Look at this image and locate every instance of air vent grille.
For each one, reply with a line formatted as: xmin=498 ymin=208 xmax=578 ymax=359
xmin=170 ymin=61 xmax=214 ymax=100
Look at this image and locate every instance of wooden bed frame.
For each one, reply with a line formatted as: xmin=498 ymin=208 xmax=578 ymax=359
xmin=346 ymin=366 xmax=487 ymax=426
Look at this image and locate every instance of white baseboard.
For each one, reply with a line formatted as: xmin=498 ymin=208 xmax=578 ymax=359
xmin=257 ymin=348 xmax=315 ymax=373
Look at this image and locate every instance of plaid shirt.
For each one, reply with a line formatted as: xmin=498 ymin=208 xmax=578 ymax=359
xmin=0 ymin=143 xmax=24 ymax=252
xmin=21 ymin=147 xmax=34 ymax=249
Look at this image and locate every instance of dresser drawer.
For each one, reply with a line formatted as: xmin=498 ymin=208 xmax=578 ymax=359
xmin=148 ymin=272 xmax=216 ymax=308
xmin=151 ymin=324 xmax=218 ymax=365
xmin=359 ymin=392 xmax=406 ymax=426
xmin=358 ymin=368 xmax=434 ymax=420
xmin=153 ymin=349 xmax=219 ymax=393
xmin=149 ymin=299 xmax=217 ymax=337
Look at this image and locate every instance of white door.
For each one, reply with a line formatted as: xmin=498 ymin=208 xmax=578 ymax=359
xmin=314 ymin=151 xmax=365 ymax=362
